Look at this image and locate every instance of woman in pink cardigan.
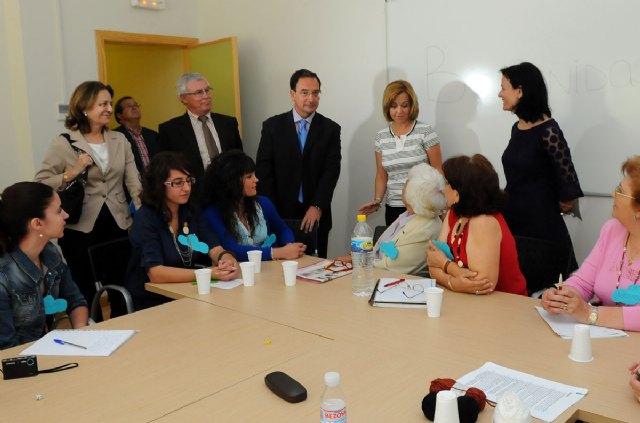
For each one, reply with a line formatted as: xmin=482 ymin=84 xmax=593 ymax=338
xmin=541 ymin=156 xmax=640 ymax=331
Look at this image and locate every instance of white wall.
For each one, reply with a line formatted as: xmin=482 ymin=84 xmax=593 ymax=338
xmin=196 ymin=0 xmax=389 ymax=257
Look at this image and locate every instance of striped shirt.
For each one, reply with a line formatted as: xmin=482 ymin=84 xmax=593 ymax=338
xmin=374 ymin=121 xmax=439 ymax=207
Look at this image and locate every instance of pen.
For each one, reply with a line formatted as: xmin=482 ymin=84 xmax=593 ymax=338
xmin=383 ymin=278 xmax=405 ymax=287
xmin=557 ymin=274 xmax=563 ymax=290
xmin=54 ymin=339 xmax=87 ymax=350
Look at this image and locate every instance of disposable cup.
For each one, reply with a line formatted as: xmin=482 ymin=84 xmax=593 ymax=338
xmin=434 ymin=390 xmax=460 ymax=423
xmin=247 ymin=250 xmax=262 ymax=273
xmin=569 ymin=324 xmax=593 ymax=362
xmin=195 ymin=268 xmax=212 ymax=295
xmin=240 ymin=262 xmax=256 ymax=286
xmin=425 ymin=287 xmax=444 ymax=318
xmin=282 ymin=261 xmax=298 ymax=286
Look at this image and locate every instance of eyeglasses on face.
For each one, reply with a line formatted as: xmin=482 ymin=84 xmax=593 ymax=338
xmin=164 ymin=177 xmax=196 ymax=188
xmin=614 ymin=184 xmax=638 ymax=200
xmin=182 ymin=86 xmax=212 ymax=98
xmin=296 ymin=89 xmax=321 ymax=98
xmin=123 ymin=103 xmax=140 ymax=109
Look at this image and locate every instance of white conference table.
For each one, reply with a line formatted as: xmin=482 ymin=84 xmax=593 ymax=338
xmin=147 ymin=256 xmax=640 ymax=423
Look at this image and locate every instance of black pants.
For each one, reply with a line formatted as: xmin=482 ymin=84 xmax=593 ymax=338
xmin=58 ymin=204 xmax=128 ymax=313
xmin=385 ymin=205 xmax=406 ymax=226
xmin=293 ymin=202 xmax=330 ymax=259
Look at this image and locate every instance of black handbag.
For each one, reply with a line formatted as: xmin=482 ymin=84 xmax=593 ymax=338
xmin=58 ymin=134 xmax=87 ymax=224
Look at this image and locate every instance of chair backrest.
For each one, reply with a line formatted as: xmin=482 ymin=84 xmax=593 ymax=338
xmin=87 ymin=236 xmax=134 ymax=321
xmin=514 ymin=235 xmax=577 ymax=296
xmin=373 ymin=225 xmax=388 ymax=244
xmin=283 ymin=219 xmax=319 ymax=256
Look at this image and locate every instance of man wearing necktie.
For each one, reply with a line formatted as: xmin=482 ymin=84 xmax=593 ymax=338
xmin=256 ymin=69 xmax=342 ymax=258
xmin=158 ymin=72 xmax=243 ymax=182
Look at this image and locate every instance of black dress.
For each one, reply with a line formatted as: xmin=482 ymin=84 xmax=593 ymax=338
xmin=501 ymin=119 xmax=583 ymax=282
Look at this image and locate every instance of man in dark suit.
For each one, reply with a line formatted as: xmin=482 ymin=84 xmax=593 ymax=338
xmin=256 ymin=69 xmax=342 ymax=258
xmin=113 ymin=96 xmax=159 ymax=174
xmin=158 ymin=72 xmax=243 ymax=181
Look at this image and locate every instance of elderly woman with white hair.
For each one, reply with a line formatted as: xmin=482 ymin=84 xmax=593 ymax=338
xmin=372 ymin=163 xmax=445 ymax=274
xmin=338 ymin=163 xmax=445 ymax=275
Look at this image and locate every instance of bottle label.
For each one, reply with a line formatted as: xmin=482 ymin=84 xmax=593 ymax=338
xmin=320 ymin=406 xmax=347 ymax=423
xmin=351 ymin=237 xmax=373 ymax=253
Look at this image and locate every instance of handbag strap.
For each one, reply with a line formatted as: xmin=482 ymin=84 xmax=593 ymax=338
xmin=60 ymin=133 xmax=88 ymax=181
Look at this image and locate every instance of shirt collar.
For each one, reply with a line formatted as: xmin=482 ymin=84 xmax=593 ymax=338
xmin=292 ymin=109 xmax=315 ymax=125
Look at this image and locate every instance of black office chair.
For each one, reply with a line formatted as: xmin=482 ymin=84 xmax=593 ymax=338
xmin=283 ymin=219 xmax=319 ymax=257
xmin=514 ymin=235 xmax=578 ymax=297
xmin=373 ymin=225 xmax=388 ymax=244
xmin=87 ymin=236 xmax=134 ymax=322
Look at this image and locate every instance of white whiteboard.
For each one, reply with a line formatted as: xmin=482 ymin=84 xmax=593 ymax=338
xmin=386 ymin=0 xmax=640 ymax=195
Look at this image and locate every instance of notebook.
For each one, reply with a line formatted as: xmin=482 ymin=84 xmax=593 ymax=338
xmin=368 ymin=278 xmax=435 ymax=308
xmin=20 ymin=329 xmax=137 ymax=356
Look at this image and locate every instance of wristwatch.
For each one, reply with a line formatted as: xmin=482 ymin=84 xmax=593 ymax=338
xmin=588 ymin=305 xmax=599 ymax=325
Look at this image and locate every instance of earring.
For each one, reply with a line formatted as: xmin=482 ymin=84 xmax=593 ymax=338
xmin=634 ymin=215 xmax=638 ymax=222
xmin=39 ymin=233 xmax=43 ymax=238
xmin=83 ymin=111 xmax=88 ymax=117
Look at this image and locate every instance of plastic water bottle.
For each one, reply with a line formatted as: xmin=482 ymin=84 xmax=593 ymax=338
xmin=351 ymin=214 xmax=374 ymax=296
xmin=320 ymin=371 xmax=347 ymax=423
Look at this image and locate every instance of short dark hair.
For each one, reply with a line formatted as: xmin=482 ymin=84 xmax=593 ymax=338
xmin=114 ymin=96 xmax=133 ymax=124
xmin=202 ymin=150 xmax=258 ymax=241
xmin=500 ymin=62 xmax=551 ymax=123
xmin=290 ymin=69 xmax=321 ymax=91
xmin=0 ymin=182 xmax=54 ymax=254
xmin=65 ymin=81 xmax=111 ymax=134
xmin=444 ymin=154 xmax=507 ymax=216
xmin=141 ymin=152 xmax=193 ymax=223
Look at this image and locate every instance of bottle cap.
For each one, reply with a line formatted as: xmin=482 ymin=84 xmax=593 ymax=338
xmin=357 ymin=214 xmax=366 ymax=222
xmin=324 ymin=371 xmax=340 ymax=387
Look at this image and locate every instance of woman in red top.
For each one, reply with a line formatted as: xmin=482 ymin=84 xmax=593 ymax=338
xmin=427 ymin=154 xmax=527 ymax=296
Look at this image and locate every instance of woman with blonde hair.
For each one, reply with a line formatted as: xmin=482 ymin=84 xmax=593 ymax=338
xmin=359 ymin=80 xmax=442 ymax=225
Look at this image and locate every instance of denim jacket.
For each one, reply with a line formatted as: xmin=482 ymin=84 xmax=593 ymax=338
xmin=0 ymin=242 xmax=87 ymax=349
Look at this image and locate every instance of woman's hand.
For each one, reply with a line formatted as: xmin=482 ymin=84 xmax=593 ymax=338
xmin=426 ymin=240 xmax=448 ymax=270
xmin=358 ymin=200 xmax=380 ymax=216
xmin=69 ymin=153 xmax=93 ymax=178
xmin=274 ymin=243 xmax=306 ymax=259
xmin=334 ymin=254 xmax=352 ymax=264
xmin=541 ymin=285 xmax=590 ymax=322
xmin=449 ymin=271 xmax=493 ymax=295
xmin=629 ymin=362 xmax=640 ymax=401
xmin=212 ymin=263 xmax=239 ymax=281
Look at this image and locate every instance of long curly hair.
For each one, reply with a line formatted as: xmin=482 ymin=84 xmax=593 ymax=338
xmin=141 ymin=152 xmax=193 ymax=224
xmin=202 ymin=150 xmax=258 ymax=241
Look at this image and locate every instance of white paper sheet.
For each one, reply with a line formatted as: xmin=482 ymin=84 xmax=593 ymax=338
xmin=457 ymin=362 xmax=588 ymax=422
xmin=20 ymin=329 xmax=137 ymax=356
xmin=212 ymin=279 xmax=243 ymax=290
xmin=535 ymin=306 xmax=628 ymax=339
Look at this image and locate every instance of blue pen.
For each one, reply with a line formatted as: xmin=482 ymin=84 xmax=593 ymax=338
xmin=54 ymin=338 xmax=87 ymax=350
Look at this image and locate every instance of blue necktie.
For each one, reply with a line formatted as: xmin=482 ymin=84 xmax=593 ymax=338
xmin=298 ymin=119 xmax=308 ymax=202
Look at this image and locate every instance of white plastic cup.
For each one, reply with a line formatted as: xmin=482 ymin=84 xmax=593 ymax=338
xmin=282 ymin=261 xmax=298 ymax=286
xmin=434 ymin=390 xmax=460 ymax=423
xmin=569 ymin=324 xmax=593 ymax=362
xmin=247 ymin=250 xmax=262 ymax=273
xmin=195 ymin=268 xmax=212 ymax=295
xmin=240 ymin=262 xmax=256 ymax=286
xmin=425 ymin=287 xmax=444 ymax=318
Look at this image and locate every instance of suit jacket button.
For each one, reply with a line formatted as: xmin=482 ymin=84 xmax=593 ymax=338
xmin=102 ymin=194 xmax=107 ymax=198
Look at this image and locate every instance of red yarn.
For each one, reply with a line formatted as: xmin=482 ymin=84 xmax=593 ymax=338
xmin=466 ymin=387 xmax=486 ymax=411
xmin=429 ymin=378 xmax=456 ymax=392
xmin=428 ymin=378 xmax=487 ymax=411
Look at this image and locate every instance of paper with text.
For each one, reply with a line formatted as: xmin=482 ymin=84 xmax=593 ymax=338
xmin=535 ymin=306 xmax=627 ymax=339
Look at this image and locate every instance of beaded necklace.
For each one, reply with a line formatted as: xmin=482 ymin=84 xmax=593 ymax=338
xmin=168 ymin=221 xmax=193 ymax=267
xmin=451 ymin=218 xmax=470 ymax=268
xmin=615 ymin=233 xmax=640 ymax=289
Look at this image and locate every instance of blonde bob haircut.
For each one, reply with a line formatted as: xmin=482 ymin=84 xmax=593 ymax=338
xmin=382 ymin=80 xmax=420 ymax=122
xmin=621 ymin=155 xmax=640 ymax=208
xmin=403 ymin=163 xmax=446 ymax=219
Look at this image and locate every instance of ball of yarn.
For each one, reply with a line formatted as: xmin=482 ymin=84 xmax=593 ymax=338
xmin=421 ymin=392 xmax=480 ymax=423
xmin=466 ymin=387 xmax=486 ymax=411
xmin=429 ymin=378 xmax=456 ymax=392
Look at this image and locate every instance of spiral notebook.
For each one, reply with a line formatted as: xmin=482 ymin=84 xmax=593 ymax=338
xmin=20 ymin=329 xmax=137 ymax=356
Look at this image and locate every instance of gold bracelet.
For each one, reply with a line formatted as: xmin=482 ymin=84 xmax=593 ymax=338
xmin=443 ymin=260 xmax=452 ymax=275
xmin=63 ymin=172 xmax=69 ymax=183
xmin=447 ymin=275 xmax=455 ymax=291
